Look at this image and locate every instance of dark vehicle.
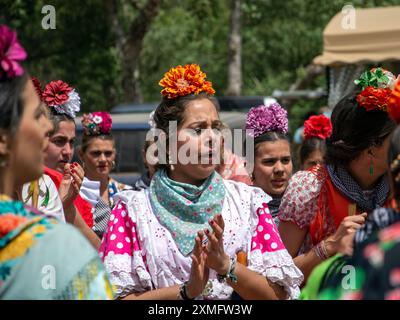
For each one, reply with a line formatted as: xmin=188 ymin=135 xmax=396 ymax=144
xmin=217 ymin=96 xmax=276 ymax=111
xmin=110 ymin=102 xmax=158 ymax=114
xmin=75 ymin=113 xmax=150 ymax=185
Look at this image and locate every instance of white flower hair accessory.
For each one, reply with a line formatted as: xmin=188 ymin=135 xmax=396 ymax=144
xmin=148 ymin=110 xmax=156 ymax=129
xmin=53 ymin=89 xmax=81 ymax=118
xmin=41 ymin=80 xmax=81 ymax=119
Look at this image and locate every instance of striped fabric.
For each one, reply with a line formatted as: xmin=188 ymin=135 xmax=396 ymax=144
xmin=92 ymin=198 xmax=111 ymax=239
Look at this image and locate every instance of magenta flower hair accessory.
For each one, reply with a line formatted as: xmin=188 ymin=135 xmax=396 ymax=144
xmin=0 ymin=25 xmax=27 ymax=79
xmin=245 ymin=103 xmax=288 ymax=138
xmin=82 ymin=112 xmax=112 ymax=136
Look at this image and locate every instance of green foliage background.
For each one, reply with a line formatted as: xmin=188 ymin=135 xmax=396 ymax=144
xmin=2 ymin=0 xmax=400 ymax=130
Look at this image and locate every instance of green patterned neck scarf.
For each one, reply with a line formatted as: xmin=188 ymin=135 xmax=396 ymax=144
xmin=150 ymin=169 xmax=226 ymax=256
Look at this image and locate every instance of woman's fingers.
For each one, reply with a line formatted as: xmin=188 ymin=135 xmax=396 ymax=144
xmin=197 ymin=230 xmax=206 ymax=248
xmin=343 ymin=220 xmax=364 ymax=231
xmin=72 ymin=182 xmax=80 ymax=195
xmin=191 ymin=253 xmax=200 ymax=268
xmin=194 ymin=231 xmax=208 ymax=258
xmin=71 ymin=172 xmax=82 ymax=188
xmin=344 ymin=213 xmax=367 ymax=225
xmin=192 ymin=233 xmax=210 ymax=273
xmin=63 ymin=163 xmax=71 ymax=172
xmin=69 ymin=172 xmax=82 ymax=195
xmin=62 ymin=163 xmax=72 ymax=180
xmin=208 ymin=216 xmax=224 ymax=240
xmin=193 ymin=235 xmax=202 ymax=257
xmin=214 ymin=214 xmax=225 ymax=231
xmin=202 ymin=215 xmax=225 ymax=253
xmin=204 ymin=227 xmax=220 ymax=250
xmin=74 ymin=164 xmax=85 ymax=180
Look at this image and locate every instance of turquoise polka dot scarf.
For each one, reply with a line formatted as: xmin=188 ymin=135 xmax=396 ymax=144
xmin=150 ymin=169 xmax=226 ymax=256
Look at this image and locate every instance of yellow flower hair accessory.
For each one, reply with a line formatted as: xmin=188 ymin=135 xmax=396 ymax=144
xmin=159 ymin=64 xmax=215 ymax=99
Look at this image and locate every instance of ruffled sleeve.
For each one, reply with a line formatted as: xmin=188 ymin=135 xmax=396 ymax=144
xmin=247 ymin=188 xmax=304 ymax=299
xmin=99 ymin=196 xmax=152 ymax=298
xmin=278 ymin=169 xmax=324 ymax=229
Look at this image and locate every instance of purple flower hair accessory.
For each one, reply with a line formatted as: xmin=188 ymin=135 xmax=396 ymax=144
xmin=0 ymin=25 xmax=27 ymax=79
xmin=245 ymin=103 xmax=288 ymax=138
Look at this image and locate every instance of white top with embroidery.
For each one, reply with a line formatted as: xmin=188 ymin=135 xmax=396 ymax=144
xmin=99 ymin=180 xmax=303 ymax=300
xmin=22 ymin=174 xmax=65 ymax=222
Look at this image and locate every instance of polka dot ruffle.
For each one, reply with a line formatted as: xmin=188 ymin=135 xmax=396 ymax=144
xmin=251 ymin=202 xmax=284 ymax=253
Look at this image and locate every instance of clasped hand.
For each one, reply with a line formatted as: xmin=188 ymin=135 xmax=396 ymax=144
xmin=187 ymin=214 xmax=230 ymax=298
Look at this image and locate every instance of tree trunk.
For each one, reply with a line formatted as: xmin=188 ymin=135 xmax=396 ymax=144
xmin=105 ymin=0 xmax=161 ymax=103
xmin=103 ymin=0 xmax=125 ymax=107
xmin=121 ymin=41 xmax=143 ymax=103
xmin=225 ymin=0 xmax=242 ymax=96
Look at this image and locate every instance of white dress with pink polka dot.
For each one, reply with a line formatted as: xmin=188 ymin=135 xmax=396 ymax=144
xmin=99 ymin=180 xmax=303 ymax=299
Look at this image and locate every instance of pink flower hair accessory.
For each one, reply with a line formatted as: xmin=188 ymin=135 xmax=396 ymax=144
xmin=245 ymin=103 xmax=288 ymax=138
xmin=42 ymin=80 xmax=81 ymax=118
xmin=0 ymin=25 xmax=27 ymax=79
xmin=82 ymin=111 xmax=112 ymax=136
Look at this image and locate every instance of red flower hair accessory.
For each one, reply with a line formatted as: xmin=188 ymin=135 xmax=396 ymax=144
xmin=303 ymin=114 xmax=332 ymax=140
xmin=42 ymin=80 xmax=81 ymax=118
xmin=355 ymin=68 xmax=400 ymax=118
xmin=82 ymin=112 xmax=112 ymax=136
xmin=159 ymin=64 xmax=215 ymax=99
xmin=356 ymin=86 xmax=392 ymax=112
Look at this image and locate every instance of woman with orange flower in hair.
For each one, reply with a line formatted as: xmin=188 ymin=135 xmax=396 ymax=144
xmin=299 ymin=114 xmax=332 ymax=170
xmin=100 ymin=64 xmax=303 ymax=300
xmin=278 ymin=68 xmax=400 ymax=283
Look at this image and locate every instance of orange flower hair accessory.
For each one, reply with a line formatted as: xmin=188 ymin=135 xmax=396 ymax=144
xmin=159 ymin=64 xmax=215 ymax=99
xmin=356 ymin=86 xmax=392 ymax=112
xmin=355 ymin=68 xmax=399 ymax=113
xmin=388 ymin=80 xmax=400 ymax=123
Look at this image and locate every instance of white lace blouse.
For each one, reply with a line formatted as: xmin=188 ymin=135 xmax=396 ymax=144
xmin=99 ymin=179 xmax=303 ymax=299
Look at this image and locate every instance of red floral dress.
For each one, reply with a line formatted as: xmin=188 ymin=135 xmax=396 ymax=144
xmin=278 ymin=166 xmax=336 ymax=254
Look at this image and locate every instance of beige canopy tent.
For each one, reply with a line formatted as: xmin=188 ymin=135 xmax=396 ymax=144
xmin=314 ymin=6 xmax=400 ymax=66
xmin=312 ymin=6 xmax=400 ymax=108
